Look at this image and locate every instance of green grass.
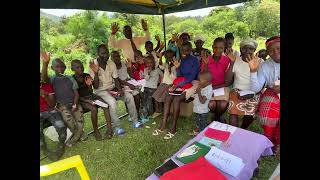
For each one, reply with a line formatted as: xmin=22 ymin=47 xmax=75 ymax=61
xmin=40 ymin=101 xmax=279 ymax=180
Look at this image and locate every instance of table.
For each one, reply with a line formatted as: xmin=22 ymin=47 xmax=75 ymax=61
xmin=146 ymin=122 xmax=273 ymax=180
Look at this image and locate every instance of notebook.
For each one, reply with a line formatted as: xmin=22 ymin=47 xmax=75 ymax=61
xmin=198 ymin=137 xmax=223 ymax=148
xmin=154 ymin=159 xmax=179 ymax=177
xmin=204 ymin=128 xmax=231 ymax=142
xmin=176 ymin=142 xmax=211 ymax=164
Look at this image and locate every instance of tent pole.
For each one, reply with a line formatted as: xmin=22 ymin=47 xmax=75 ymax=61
xmin=162 ymin=12 xmax=167 ymax=51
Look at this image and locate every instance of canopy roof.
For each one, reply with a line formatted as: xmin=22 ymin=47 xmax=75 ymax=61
xmin=40 ymin=0 xmax=248 ymax=15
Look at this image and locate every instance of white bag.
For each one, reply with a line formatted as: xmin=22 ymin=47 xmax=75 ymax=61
xmin=44 ymin=126 xmax=72 ymax=142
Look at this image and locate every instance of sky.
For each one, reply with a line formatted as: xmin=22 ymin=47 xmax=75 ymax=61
xmin=40 ymin=3 xmax=242 ymax=17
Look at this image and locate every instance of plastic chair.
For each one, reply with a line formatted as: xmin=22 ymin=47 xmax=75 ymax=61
xmin=40 ymin=155 xmax=90 ymax=180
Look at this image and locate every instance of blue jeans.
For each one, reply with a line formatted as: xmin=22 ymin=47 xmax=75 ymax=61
xmin=195 ymin=113 xmax=208 ymax=131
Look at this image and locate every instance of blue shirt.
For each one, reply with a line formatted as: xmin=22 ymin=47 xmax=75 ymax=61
xmin=176 ymin=55 xmax=200 ymax=88
xmin=250 ymin=58 xmax=280 ymax=93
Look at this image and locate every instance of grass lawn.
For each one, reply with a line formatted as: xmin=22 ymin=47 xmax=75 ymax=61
xmin=40 ymin=101 xmax=280 ymax=180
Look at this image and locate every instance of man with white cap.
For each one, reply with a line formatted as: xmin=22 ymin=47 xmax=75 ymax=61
xmin=225 ymin=38 xmax=263 ymax=129
xmin=192 ymin=35 xmax=209 ymax=61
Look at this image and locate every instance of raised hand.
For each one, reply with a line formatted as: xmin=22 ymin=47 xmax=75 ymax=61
xmin=141 ymin=19 xmax=148 ymax=31
xmin=159 ymin=42 xmax=165 ymax=51
xmin=173 ymin=57 xmax=181 ymax=68
xmin=111 ymin=22 xmax=119 ymax=34
xmin=155 ymin=35 xmax=161 ymax=42
xmin=85 ymin=76 xmax=93 ymax=86
xmin=201 ymin=49 xmax=209 ymax=64
xmin=171 ymin=33 xmax=179 ymax=42
xmin=41 ymin=52 xmax=50 ymax=64
xmin=246 ymin=54 xmax=260 ymax=72
xmin=225 ymin=48 xmax=236 ymax=62
xmin=89 ymin=60 xmax=100 ymax=73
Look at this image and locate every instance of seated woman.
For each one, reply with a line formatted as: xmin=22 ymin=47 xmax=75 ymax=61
xmin=153 ymin=42 xmax=200 ymax=139
xmin=225 ymin=38 xmax=263 ymax=129
xmin=248 ymin=36 xmax=280 ymax=154
xmin=201 ymin=37 xmax=234 ymax=123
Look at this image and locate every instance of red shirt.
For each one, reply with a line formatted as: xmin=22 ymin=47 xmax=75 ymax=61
xmin=202 ymin=55 xmax=231 ymax=86
xmin=132 ymin=63 xmax=145 ymax=80
xmin=40 ymin=83 xmax=54 ymax=112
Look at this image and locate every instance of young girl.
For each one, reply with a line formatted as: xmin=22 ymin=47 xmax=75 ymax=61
xmin=128 ymin=50 xmax=145 ymax=80
xmin=152 ymin=50 xmax=176 ymax=104
xmin=141 ymin=55 xmax=163 ymax=122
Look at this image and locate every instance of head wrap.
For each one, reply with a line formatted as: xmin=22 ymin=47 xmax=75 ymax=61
xmin=194 ymin=35 xmax=205 ymax=43
xmin=266 ymin=37 xmax=280 ymax=48
xmin=240 ymin=38 xmax=258 ymax=49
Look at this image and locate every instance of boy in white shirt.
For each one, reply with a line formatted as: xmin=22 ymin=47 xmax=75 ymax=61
xmin=192 ymin=71 xmax=214 ymax=134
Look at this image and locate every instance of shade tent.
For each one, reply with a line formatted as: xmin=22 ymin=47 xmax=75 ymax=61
xmin=40 ymin=0 xmax=248 ymax=15
xmin=40 ymin=0 xmax=249 ymax=48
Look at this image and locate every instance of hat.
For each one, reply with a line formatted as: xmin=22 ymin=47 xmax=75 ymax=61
xmin=240 ymin=38 xmax=258 ymax=49
xmin=194 ymin=35 xmax=205 ymax=43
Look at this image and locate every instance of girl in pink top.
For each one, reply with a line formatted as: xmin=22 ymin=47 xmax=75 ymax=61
xmin=201 ymin=37 xmax=236 ymax=123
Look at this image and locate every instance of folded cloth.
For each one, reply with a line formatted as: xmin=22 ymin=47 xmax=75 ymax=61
xmin=173 ymin=76 xmax=193 ymax=90
xmin=204 ymin=128 xmax=231 ymax=142
xmin=160 ymin=156 xmax=227 ymax=180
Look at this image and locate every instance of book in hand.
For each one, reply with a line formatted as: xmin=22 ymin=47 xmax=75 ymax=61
xmin=176 ymin=142 xmax=210 ymax=164
xmin=154 ymin=159 xmax=179 ymax=177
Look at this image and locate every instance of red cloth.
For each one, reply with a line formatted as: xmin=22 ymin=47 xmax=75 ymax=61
xmin=258 ymin=88 xmax=280 ymax=146
xmin=40 ymin=83 xmax=54 ymax=112
xmin=173 ymin=77 xmax=193 ymax=90
xmin=132 ymin=63 xmax=145 ymax=80
xmin=201 ymin=55 xmax=231 ymax=86
xmin=204 ymin=128 xmax=231 ymax=142
xmin=160 ymin=156 xmax=226 ymax=180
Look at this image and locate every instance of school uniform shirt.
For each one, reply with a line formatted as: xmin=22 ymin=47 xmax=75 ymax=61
xmin=250 ymin=58 xmax=280 ymax=93
xmin=205 ymin=55 xmax=231 ymax=86
xmin=159 ymin=63 xmax=176 ymax=85
xmin=193 ymin=84 xmax=213 ymax=114
xmin=233 ymin=58 xmax=265 ymax=90
xmin=89 ymin=59 xmax=118 ymax=91
xmin=50 ymin=75 xmax=79 ymax=105
xmin=117 ymin=62 xmax=130 ymax=81
xmin=144 ymin=68 xmax=163 ymax=89
xmin=108 ymin=31 xmax=151 ymax=63
xmin=40 ymin=83 xmax=54 ymax=112
xmin=175 ymin=55 xmax=200 ymax=88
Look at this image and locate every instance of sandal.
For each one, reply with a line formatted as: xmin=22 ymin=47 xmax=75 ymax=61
xmin=152 ymin=129 xmax=164 ymax=136
xmin=164 ymin=132 xmax=176 ymax=140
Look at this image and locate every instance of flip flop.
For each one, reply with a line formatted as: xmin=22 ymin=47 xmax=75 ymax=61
xmin=152 ymin=129 xmax=164 ymax=136
xmin=164 ymin=132 xmax=176 ymax=140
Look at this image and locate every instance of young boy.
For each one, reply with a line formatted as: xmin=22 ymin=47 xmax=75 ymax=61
xmin=40 ymin=72 xmax=67 ymax=161
xmin=71 ymin=59 xmax=113 ymax=140
xmin=192 ymin=71 xmax=213 ymax=135
xmin=41 ymin=53 xmax=86 ymax=147
xmin=89 ymin=44 xmax=143 ymax=133
xmin=141 ymin=55 xmax=163 ymax=122
xmin=111 ymin=51 xmax=141 ymax=117
xmin=145 ymin=35 xmax=164 ymax=68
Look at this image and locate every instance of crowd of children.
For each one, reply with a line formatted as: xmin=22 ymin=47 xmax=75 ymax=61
xmin=40 ymin=19 xmax=280 ymax=160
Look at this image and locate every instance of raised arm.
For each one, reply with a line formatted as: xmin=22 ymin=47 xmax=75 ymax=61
xmin=224 ymin=49 xmax=237 ymax=87
xmin=108 ymin=22 xmax=122 ymax=49
xmin=41 ymin=52 xmax=50 ymax=83
xmin=154 ymin=35 xmax=161 ymax=51
xmin=89 ymin=60 xmax=100 ymax=89
xmin=248 ymin=55 xmax=265 ymax=93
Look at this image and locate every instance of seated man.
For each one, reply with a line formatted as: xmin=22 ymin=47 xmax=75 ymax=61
xmin=89 ymin=44 xmax=143 ymax=136
xmin=40 ymin=72 xmax=67 ymax=161
xmin=248 ymin=36 xmax=280 ymax=154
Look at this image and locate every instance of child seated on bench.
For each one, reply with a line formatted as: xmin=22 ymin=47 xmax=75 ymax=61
xmin=71 ymin=59 xmax=113 ymax=141
xmin=40 ymin=72 xmax=67 ymax=161
xmin=41 ymin=52 xmax=86 ymax=147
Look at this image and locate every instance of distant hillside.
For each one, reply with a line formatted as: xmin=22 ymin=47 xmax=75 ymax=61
xmin=40 ymin=11 xmax=61 ymax=22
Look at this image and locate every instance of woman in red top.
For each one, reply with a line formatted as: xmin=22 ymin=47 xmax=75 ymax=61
xmin=201 ymin=37 xmax=236 ymax=123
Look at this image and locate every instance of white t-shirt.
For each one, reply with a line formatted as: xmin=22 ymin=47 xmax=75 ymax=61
xmin=232 ymin=59 xmax=251 ymax=90
xmin=193 ymin=85 xmax=213 ymax=114
xmin=117 ymin=62 xmax=129 ymax=81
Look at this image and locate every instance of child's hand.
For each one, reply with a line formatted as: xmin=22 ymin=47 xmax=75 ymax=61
xmin=41 ymin=52 xmax=50 ymax=64
xmin=226 ymin=48 xmax=236 ymax=62
xmin=155 ymin=35 xmax=160 ymax=42
xmin=171 ymin=33 xmax=179 ymax=42
xmin=201 ymin=49 xmax=209 ymax=64
xmin=173 ymin=57 xmax=181 ymax=68
xmin=89 ymin=60 xmax=100 ymax=73
xmin=159 ymin=42 xmax=165 ymax=51
xmin=169 ymin=85 xmax=176 ymax=92
xmin=141 ymin=19 xmax=148 ymax=31
xmin=85 ymin=76 xmax=93 ymax=86
xmin=72 ymin=104 xmax=78 ymax=112
xmin=126 ymin=59 xmax=132 ymax=68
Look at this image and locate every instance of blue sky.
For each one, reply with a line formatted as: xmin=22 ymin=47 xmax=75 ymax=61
xmin=41 ymin=3 xmax=242 ymax=17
